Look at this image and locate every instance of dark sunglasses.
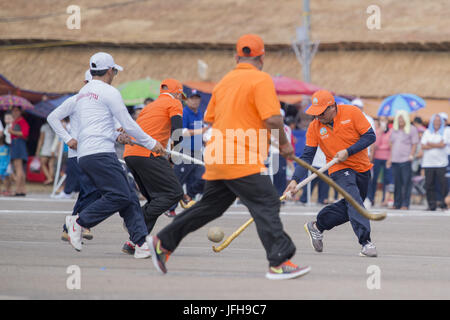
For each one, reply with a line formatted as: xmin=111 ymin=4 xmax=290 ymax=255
xmin=112 ymin=68 xmax=118 ymax=75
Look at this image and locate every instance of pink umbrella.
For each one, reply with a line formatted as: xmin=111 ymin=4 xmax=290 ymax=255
xmin=0 ymin=94 xmax=34 ymax=111
xmin=272 ymin=75 xmax=328 ymax=95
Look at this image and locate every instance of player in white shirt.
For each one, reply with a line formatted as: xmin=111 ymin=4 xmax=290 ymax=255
xmin=63 ymin=52 xmax=165 ymax=257
xmin=48 ymin=70 xmax=101 ymax=242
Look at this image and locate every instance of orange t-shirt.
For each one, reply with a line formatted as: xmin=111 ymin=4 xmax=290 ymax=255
xmin=306 ymin=104 xmax=373 ymax=174
xmin=123 ymin=94 xmax=183 ymax=158
xmin=203 ymin=63 xmax=281 ymax=180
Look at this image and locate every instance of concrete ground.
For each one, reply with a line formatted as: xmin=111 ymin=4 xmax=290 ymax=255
xmin=1 ymin=195 xmax=449 ymax=300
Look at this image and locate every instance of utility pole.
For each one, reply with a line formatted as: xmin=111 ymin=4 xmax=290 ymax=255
xmin=292 ymin=0 xmax=319 ymax=83
xmin=292 ymin=0 xmax=320 ymax=206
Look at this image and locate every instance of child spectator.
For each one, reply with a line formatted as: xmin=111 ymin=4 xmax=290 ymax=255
xmin=0 ymin=135 xmax=12 ymax=195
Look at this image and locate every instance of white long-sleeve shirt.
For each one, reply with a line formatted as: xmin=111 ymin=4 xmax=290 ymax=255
xmin=47 ymin=95 xmax=78 ymax=158
xmin=48 ymin=95 xmax=123 ymax=158
xmin=73 ymin=80 xmax=156 ymax=158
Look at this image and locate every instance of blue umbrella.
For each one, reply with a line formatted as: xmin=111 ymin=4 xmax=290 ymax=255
xmin=334 ymin=96 xmax=351 ymax=105
xmin=377 ymin=93 xmax=425 ymax=117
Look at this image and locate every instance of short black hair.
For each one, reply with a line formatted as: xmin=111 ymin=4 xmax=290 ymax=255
xmin=90 ymin=69 xmax=108 ymax=77
xmin=413 ymin=116 xmax=423 ymax=124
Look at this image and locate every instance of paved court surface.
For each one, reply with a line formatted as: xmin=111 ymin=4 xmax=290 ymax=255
xmin=1 ymin=195 xmax=450 ymax=300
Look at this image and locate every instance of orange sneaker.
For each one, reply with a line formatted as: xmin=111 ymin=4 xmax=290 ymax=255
xmin=266 ymin=260 xmax=311 ymax=280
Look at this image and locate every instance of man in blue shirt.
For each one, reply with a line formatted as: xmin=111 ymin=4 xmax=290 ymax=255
xmin=170 ymin=90 xmax=207 ymax=214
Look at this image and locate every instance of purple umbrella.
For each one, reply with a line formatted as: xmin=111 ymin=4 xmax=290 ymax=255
xmin=0 ymin=94 xmax=34 ymax=111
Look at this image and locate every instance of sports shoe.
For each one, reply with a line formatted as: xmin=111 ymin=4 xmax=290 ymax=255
xmin=134 ymin=242 xmax=151 ymax=259
xmin=304 ymin=221 xmax=323 ymax=252
xmin=265 ymin=260 xmax=311 ymax=280
xmin=363 ymin=198 xmax=372 ymax=210
xmin=147 ymin=235 xmax=170 ymax=274
xmin=65 ymin=215 xmax=82 ymax=252
xmin=122 ymin=241 xmax=135 ymax=255
xmin=360 ymin=241 xmax=377 ymax=257
xmin=164 ymin=210 xmax=177 ymax=218
xmin=54 ymin=192 xmax=73 ymax=199
xmin=82 ymin=228 xmax=93 ymax=240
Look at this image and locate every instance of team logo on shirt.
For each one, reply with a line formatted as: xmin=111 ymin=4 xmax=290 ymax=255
xmin=320 ymin=127 xmax=327 ymax=136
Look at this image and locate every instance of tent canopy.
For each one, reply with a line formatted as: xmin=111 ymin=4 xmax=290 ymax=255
xmin=0 ymin=74 xmax=65 ymax=104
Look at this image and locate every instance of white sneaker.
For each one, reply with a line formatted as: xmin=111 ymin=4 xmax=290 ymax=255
xmin=65 ymin=215 xmax=83 ymax=251
xmin=134 ymin=242 xmax=151 ymax=259
xmin=55 ymin=192 xmax=73 ymax=199
xmin=360 ymin=241 xmax=377 ymax=257
xmin=363 ymin=198 xmax=372 ymax=210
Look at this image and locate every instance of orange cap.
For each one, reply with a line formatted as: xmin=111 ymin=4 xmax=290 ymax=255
xmin=306 ymin=90 xmax=335 ymax=116
xmin=160 ymin=79 xmax=187 ymax=99
xmin=236 ymin=34 xmax=265 ymax=57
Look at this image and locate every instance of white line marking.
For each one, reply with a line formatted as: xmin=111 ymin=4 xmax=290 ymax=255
xmin=226 ymin=211 xmax=450 ymax=217
xmin=0 ymin=209 xmax=449 ymax=217
xmin=0 ymin=210 xmax=72 ymax=215
xmin=0 ymin=197 xmax=74 ymax=203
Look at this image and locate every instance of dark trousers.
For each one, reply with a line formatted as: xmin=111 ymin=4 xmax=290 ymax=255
xmin=62 ymin=158 xmax=102 ymax=231
xmin=392 ymin=161 xmax=413 ymax=209
xmin=368 ymin=159 xmax=388 ymax=203
xmin=424 ymin=167 xmax=448 ymax=210
xmin=77 ymin=153 xmax=147 ymax=245
xmin=64 ymin=157 xmax=80 ymax=194
xmin=300 ymin=167 xmax=330 ymax=204
xmin=125 ymin=155 xmax=183 ymax=234
xmin=173 ymin=151 xmax=205 ymax=199
xmin=157 ymin=173 xmax=296 ymax=267
xmin=316 ymin=169 xmax=371 ymax=245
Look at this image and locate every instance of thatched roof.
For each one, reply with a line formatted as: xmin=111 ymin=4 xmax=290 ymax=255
xmin=1 ymin=0 xmax=449 ymax=44
xmin=0 ymin=46 xmax=448 ymax=99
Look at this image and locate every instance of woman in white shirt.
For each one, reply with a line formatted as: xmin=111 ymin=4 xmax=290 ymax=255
xmin=421 ymin=114 xmax=449 ymax=211
xmin=35 ymin=121 xmax=58 ymax=184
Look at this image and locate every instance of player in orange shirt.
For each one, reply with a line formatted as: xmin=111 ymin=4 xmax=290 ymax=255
xmin=147 ymin=34 xmax=311 ymax=280
xmin=122 ymin=79 xmax=185 ymax=255
xmin=284 ymin=90 xmax=378 ymax=257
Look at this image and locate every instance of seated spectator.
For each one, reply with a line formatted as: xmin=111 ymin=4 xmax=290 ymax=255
xmin=421 ymin=114 xmax=449 ymax=211
xmin=9 ymin=106 xmax=29 ymax=196
xmin=388 ymin=110 xmax=419 ymax=210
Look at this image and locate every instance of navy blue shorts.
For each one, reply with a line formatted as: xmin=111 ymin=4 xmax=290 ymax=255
xmin=10 ymin=139 xmax=28 ymax=161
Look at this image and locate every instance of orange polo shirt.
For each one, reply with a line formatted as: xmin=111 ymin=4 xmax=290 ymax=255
xmin=203 ymin=63 xmax=281 ymax=180
xmin=124 ymin=94 xmax=183 ymax=158
xmin=306 ymin=105 xmax=373 ymax=174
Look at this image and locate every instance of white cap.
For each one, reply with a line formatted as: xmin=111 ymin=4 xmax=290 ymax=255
xmin=351 ymin=98 xmax=364 ymax=109
xmin=89 ymin=52 xmax=123 ymax=71
xmin=439 ymin=112 xmax=448 ymax=121
xmin=84 ymin=69 xmax=92 ymax=82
